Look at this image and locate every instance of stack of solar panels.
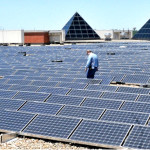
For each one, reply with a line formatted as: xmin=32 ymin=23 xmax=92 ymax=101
xmin=0 ymin=42 xmax=150 ymax=149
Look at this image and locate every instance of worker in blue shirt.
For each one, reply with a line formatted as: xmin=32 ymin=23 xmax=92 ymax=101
xmin=85 ymin=50 xmax=98 ymax=79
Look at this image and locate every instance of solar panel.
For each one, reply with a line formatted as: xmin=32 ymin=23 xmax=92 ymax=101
xmin=23 ymin=115 xmax=80 ymax=139
xmin=121 ymin=101 xmax=150 ymax=113
xmin=0 ymin=84 xmax=12 ymax=90
xmin=31 ymin=81 xmax=59 ymax=87
xmin=0 ymin=110 xmax=35 ymax=132
xmin=58 ymin=105 xmax=104 ymax=120
xmin=19 ymin=101 xmax=63 ymax=115
xmin=46 ymin=94 xmax=84 ymax=105
xmin=117 ymin=86 xmax=150 ymax=94
xmin=86 ymin=84 xmax=117 ymax=92
xmin=124 ymin=126 xmax=150 ymax=149
xmin=101 ymin=92 xmax=138 ymax=101
xmin=25 ymin=76 xmax=50 ymax=81
xmin=6 ymin=79 xmax=32 ymax=85
xmin=82 ymin=98 xmax=123 ymax=109
xmin=74 ymin=78 xmax=102 ymax=84
xmin=37 ymin=87 xmax=70 ymax=95
xmin=13 ymin=91 xmax=50 ymax=102
xmin=70 ymin=120 xmax=131 ymax=147
xmin=137 ymin=94 xmax=150 ymax=103
xmin=9 ymin=85 xmax=40 ymax=92
xmin=122 ymin=75 xmax=149 ymax=84
xmin=0 ymin=98 xmax=25 ymax=110
xmin=0 ymin=90 xmax=17 ymax=99
xmin=101 ymin=110 xmax=149 ymax=125
xmin=57 ymin=82 xmax=87 ymax=89
xmin=68 ymin=89 xmax=102 ymax=98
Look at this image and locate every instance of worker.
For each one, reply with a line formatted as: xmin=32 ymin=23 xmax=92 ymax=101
xmin=85 ymin=50 xmax=98 ymax=79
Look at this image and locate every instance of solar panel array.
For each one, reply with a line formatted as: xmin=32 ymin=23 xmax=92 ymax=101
xmin=0 ymin=42 xmax=150 ymax=149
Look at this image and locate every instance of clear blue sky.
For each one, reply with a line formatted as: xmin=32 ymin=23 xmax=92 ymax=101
xmin=0 ymin=0 xmax=150 ymax=30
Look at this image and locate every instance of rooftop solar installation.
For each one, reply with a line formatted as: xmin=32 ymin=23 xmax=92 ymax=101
xmin=0 ymin=43 xmax=150 ymax=149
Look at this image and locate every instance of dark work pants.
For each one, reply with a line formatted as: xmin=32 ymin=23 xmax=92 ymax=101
xmin=86 ymin=68 xmax=97 ymax=79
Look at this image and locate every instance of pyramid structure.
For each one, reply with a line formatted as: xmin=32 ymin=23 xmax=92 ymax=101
xmin=62 ymin=12 xmax=100 ymax=40
xmin=133 ymin=19 xmax=150 ymax=40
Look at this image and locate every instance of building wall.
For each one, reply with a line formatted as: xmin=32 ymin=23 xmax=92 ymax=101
xmin=24 ymin=32 xmax=49 ymax=44
xmin=95 ymin=30 xmax=113 ymax=39
xmin=0 ymin=30 xmax=24 ymax=44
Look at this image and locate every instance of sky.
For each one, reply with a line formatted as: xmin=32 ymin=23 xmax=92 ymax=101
xmin=0 ymin=0 xmax=150 ymax=31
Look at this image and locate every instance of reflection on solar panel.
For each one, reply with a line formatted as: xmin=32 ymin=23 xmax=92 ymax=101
xmin=13 ymin=91 xmax=50 ymax=102
xmin=58 ymin=105 xmax=104 ymax=120
xmin=101 ymin=110 xmax=149 ymax=125
xmin=101 ymin=92 xmax=138 ymax=101
xmin=19 ymin=101 xmax=63 ymax=115
xmin=23 ymin=115 xmax=80 ymax=138
xmin=0 ymin=110 xmax=35 ymax=132
xmin=68 ymin=89 xmax=102 ymax=98
xmin=46 ymin=94 xmax=84 ymax=105
xmin=70 ymin=120 xmax=130 ymax=147
xmin=121 ymin=101 xmax=150 ymax=113
xmin=124 ymin=126 xmax=150 ymax=149
xmin=82 ymin=98 xmax=123 ymax=109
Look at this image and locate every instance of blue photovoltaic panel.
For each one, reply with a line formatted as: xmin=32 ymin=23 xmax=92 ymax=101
xmin=25 ymin=76 xmax=50 ymax=81
xmin=57 ymin=82 xmax=87 ymax=89
xmin=46 ymin=94 xmax=84 ymax=105
xmin=31 ymin=81 xmax=59 ymax=87
xmin=101 ymin=92 xmax=138 ymax=101
xmin=68 ymin=89 xmax=102 ymax=98
xmin=121 ymin=101 xmax=150 ymax=113
xmin=70 ymin=120 xmax=130 ymax=146
xmin=6 ymin=79 xmax=32 ymax=85
xmin=9 ymin=85 xmax=40 ymax=92
xmin=37 ymin=87 xmax=70 ymax=95
xmin=137 ymin=95 xmax=150 ymax=103
xmin=0 ymin=84 xmax=12 ymax=90
xmin=19 ymin=101 xmax=63 ymax=115
xmin=74 ymin=79 xmax=102 ymax=84
xmin=0 ymin=79 xmax=8 ymax=84
xmin=49 ymin=77 xmax=74 ymax=82
xmin=13 ymin=91 xmax=50 ymax=102
xmin=4 ymin=75 xmax=26 ymax=80
xmin=86 ymin=84 xmax=117 ymax=92
xmin=82 ymin=98 xmax=123 ymax=109
xmin=0 ymin=110 xmax=35 ymax=132
xmin=58 ymin=105 xmax=104 ymax=120
xmin=117 ymin=87 xmax=150 ymax=94
xmin=122 ymin=75 xmax=149 ymax=84
xmin=0 ymin=98 xmax=26 ymax=110
xmin=23 ymin=115 xmax=80 ymax=139
xmin=124 ymin=126 xmax=150 ymax=149
xmin=0 ymin=90 xmax=17 ymax=99
xmin=101 ymin=110 xmax=149 ymax=125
